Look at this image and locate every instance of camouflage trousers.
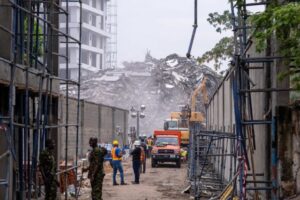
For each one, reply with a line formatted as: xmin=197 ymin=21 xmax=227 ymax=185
xmin=45 ymin=179 xmax=57 ymax=200
xmin=91 ymin=172 xmax=105 ymax=200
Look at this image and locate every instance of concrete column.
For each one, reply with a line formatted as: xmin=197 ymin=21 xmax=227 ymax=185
xmin=96 ymin=54 xmax=100 ymax=69
xmin=96 ymin=15 xmax=100 ymax=29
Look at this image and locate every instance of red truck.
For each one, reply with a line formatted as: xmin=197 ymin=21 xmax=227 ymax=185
xmin=151 ymin=130 xmax=181 ymax=168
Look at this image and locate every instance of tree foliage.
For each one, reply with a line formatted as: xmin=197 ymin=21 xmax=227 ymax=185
xmin=199 ymin=0 xmax=300 ymax=90
xmin=24 ymin=17 xmax=44 ymax=57
xmin=207 ymin=10 xmax=232 ymax=33
xmin=251 ymin=2 xmax=300 ymax=89
xmin=197 ymin=37 xmax=234 ymax=70
xmin=197 ymin=10 xmax=234 ymax=70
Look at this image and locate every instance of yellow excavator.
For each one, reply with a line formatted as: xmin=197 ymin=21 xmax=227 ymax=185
xmin=163 ymin=76 xmax=208 ymax=147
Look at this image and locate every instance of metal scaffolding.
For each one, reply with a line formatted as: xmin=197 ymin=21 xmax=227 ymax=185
xmin=188 ymin=0 xmax=293 ymax=199
xmin=0 ymin=0 xmax=82 ymax=199
xmin=106 ymin=0 xmax=117 ymax=69
xmin=188 ymin=122 xmax=237 ymax=199
xmin=229 ymin=0 xmax=278 ymax=199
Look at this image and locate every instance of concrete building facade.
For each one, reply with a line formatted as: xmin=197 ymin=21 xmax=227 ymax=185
xmin=60 ymin=0 xmax=111 ymax=80
xmin=0 ymin=1 xmax=61 ymax=199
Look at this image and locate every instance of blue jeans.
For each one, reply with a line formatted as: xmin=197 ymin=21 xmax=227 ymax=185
xmin=132 ymin=160 xmax=141 ymax=183
xmin=112 ymin=160 xmax=124 ymax=184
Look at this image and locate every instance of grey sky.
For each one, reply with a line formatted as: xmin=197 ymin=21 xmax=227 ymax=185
xmin=117 ymin=0 xmax=232 ymax=68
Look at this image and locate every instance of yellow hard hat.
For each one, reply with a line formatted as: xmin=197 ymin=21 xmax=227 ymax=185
xmin=113 ymin=140 xmax=119 ymax=145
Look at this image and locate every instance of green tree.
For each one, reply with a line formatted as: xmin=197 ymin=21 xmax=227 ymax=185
xmin=199 ymin=0 xmax=300 ymax=90
xmin=197 ymin=36 xmax=234 ymax=70
xmin=197 ymin=10 xmax=234 ymax=71
xmin=251 ymin=2 xmax=300 ymax=89
xmin=24 ymin=17 xmax=44 ymax=59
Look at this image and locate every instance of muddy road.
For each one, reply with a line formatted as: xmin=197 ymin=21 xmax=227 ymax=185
xmin=78 ymin=158 xmax=191 ymax=200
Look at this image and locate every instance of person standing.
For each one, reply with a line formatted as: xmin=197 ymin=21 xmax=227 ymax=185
xmin=82 ymin=137 xmax=107 ymax=200
xmin=39 ymin=139 xmax=58 ymax=200
xmin=111 ymin=140 xmax=127 ymax=185
xmin=140 ymin=139 xmax=147 ymax=173
xmin=147 ymin=136 xmax=153 ymax=157
xmin=130 ymin=140 xmax=142 ymax=184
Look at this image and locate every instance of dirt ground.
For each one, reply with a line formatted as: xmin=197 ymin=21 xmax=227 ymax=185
xmin=78 ymin=158 xmax=191 ymax=200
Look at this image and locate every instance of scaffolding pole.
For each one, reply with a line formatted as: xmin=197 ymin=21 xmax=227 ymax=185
xmin=0 ymin=0 xmax=82 ymax=199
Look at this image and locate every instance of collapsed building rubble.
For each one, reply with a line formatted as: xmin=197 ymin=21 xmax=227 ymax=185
xmin=68 ymin=53 xmax=221 ymax=135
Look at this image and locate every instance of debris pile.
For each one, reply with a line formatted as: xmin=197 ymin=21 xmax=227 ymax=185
xmin=67 ymin=53 xmax=221 ymax=135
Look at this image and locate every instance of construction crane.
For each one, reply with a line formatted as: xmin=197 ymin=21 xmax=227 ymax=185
xmin=186 ymin=0 xmax=198 ymax=58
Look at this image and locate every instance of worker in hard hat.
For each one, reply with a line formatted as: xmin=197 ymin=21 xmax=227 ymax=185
xmin=111 ymin=140 xmax=127 ymax=185
xmin=130 ymin=140 xmax=142 ymax=184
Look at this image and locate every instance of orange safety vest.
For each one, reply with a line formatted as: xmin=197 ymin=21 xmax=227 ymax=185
xmin=112 ymin=147 xmax=122 ymax=161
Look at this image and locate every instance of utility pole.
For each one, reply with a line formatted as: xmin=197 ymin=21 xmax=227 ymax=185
xmin=130 ymin=105 xmax=146 ymax=139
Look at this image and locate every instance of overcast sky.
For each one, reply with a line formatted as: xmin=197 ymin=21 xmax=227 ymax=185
xmin=117 ymin=0 xmax=232 ymax=69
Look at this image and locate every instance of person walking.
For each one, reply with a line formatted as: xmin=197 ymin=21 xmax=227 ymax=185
xmin=39 ymin=139 xmax=58 ymax=200
xmin=82 ymin=137 xmax=107 ymax=200
xmin=130 ymin=140 xmax=142 ymax=184
xmin=111 ymin=140 xmax=127 ymax=185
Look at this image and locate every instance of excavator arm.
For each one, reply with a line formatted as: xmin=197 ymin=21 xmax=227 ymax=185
xmin=191 ymin=76 xmax=208 ymax=112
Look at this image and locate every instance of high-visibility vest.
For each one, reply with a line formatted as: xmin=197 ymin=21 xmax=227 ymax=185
xmin=147 ymin=139 xmax=152 ymax=146
xmin=112 ymin=147 xmax=122 ymax=161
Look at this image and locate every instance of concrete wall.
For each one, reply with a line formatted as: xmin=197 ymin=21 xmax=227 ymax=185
xmin=277 ymin=105 xmax=300 ymax=197
xmin=205 ymin=36 xmax=298 ymax=198
xmin=100 ymin=105 xmax=113 ymax=144
xmin=206 ymin=61 xmax=271 ymax=198
xmin=206 ymin=75 xmax=236 ymax=183
xmin=59 ymin=97 xmax=129 ymax=159
xmin=248 ymin=49 xmax=269 ymax=190
xmin=207 ymin=77 xmax=234 ymax=132
xmin=82 ymin=101 xmax=100 ymax=156
xmin=59 ymin=96 xmax=79 ymax=161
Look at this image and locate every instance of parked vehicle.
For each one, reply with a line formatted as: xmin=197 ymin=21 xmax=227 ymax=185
xmin=151 ymin=130 xmax=181 ymax=168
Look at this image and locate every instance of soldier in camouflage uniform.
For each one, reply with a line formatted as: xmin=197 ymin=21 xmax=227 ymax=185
xmin=39 ymin=139 xmax=58 ymax=200
xmin=83 ymin=137 xmax=107 ymax=200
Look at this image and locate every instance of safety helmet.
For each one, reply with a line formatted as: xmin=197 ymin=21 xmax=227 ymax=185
xmin=133 ymin=140 xmax=141 ymax=146
xmin=113 ymin=140 xmax=119 ymax=145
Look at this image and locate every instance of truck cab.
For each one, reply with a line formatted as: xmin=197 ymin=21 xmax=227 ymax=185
xmin=151 ymin=130 xmax=181 ymax=168
xmin=163 ymin=118 xmax=189 ymax=147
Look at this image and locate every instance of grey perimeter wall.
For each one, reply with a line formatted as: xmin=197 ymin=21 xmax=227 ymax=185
xmin=58 ymin=97 xmax=128 ymax=160
xmin=207 ymin=70 xmax=268 ymax=193
xmin=206 ymin=45 xmax=300 ymax=197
